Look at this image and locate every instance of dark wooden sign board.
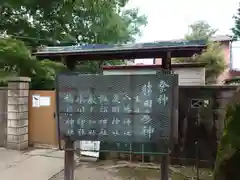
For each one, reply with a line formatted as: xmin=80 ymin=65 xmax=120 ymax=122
xmin=56 ymin=72 xmax=178 ymax=155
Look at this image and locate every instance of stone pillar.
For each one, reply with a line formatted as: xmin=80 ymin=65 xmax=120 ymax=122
xmin=7 ymin=77 xmax=31 ymax=150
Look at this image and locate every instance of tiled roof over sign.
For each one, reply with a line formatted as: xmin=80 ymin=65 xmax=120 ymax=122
xmin=35 ymin=40 xmax=207 ymax=54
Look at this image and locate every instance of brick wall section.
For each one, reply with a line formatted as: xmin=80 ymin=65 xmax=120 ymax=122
xmin=7 ymin=77 xmax=31 ymax=150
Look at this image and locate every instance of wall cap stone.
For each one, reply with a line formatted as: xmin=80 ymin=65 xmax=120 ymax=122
xmin=8 ymin=77 xmax=31 ymax=82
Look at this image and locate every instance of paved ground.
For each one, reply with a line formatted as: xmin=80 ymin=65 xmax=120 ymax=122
xmin=0 ymin=148 xmax=211 ymax=180
xmin=50 ymin=161 xmax=171 ymax=180
xmin=0 ymin=148 xmax=65 ymax=180
xmin=0 ymin=148 xmax=163 ymax=180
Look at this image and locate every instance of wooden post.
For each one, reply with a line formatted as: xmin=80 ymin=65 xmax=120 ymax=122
xmin=129 ymin=143 xmax=132 ymax=162
xmin=142 ymin=144 xmax=144 ymax=163
xmin=64 ymin=139 xmax=75 ymax=180
xmin=161 ymin=51 xmax=171 ymax=180
xmin=161 ymin=154 xmax=169 ymax=180
xmin=162 ymin=52 xmax=171 ymax=70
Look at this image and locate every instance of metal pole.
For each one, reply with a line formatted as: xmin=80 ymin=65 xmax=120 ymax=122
xmin=64 ymin=139 xmax=75 ymax=180
xmin=195 ymin=140 xmax=199 ymax=180
xmin=129 ymin=143 xmax=132 ymax=162
xmin=161 ymin=154 xmax=169 ymax=180
xmin=195 ymin=109 xmax=200 ymax=180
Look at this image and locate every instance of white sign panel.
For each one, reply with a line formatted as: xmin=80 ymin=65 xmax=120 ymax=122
xmin=32 ymin=94 xmax=40 ymax=107
xmin=40 ymin=96 xmax=51 ymax=106
xmin=80 ymin=141 xmax=100 ymax=158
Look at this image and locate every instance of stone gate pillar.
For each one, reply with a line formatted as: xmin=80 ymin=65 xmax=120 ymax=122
xmin=7 ymin=77 xmax=31 ymax=150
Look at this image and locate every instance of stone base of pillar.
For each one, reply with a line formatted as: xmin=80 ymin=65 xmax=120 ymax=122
xmin=7 ymin=141 xmax=28 ymax=150
xmin=7 ymin=126 xmax=28 ymax=150
xmin=7 ymin=77 xmax=31 ymax=151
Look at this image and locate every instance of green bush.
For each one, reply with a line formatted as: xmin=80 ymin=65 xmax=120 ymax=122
xmin=213 ymin=91 xmax=240 ymax=180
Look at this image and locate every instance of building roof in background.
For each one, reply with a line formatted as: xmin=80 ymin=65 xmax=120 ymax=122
xmin=103 ymin=63 xmax=207 ymax=70
xmin=210 ymin=35 xmax=233 ymax=42
xmin=154 ymin=35 xmax=232 ymax=43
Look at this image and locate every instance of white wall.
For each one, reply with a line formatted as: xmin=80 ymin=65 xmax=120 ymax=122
xmin=174 ymin=67 xmax=205 ymax=85
xmin=103 ymin=67 xmax=205 ymax=86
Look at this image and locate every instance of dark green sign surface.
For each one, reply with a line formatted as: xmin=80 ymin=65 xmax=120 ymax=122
xmin=56 ymin=72 xmax=177 ymax=153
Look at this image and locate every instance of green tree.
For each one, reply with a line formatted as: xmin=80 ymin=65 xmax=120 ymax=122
xmin=232 ymin=3 xmax=240 ymax=40
xmin=0 ymin=37 xmax=68 ymax=89
xmin=213 ymin=89 xmax=240 ymax=180
xmin=175 ymin=21 xmax=226 ymax=84
xmin=0 ymin=1 xmax=147 ymax=88
xmin=185 ymin=20 xmax=217 ymax=40
xmin=0 ymin=0 xmax=147 ymax=47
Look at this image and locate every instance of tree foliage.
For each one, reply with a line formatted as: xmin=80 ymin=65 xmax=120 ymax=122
xmin=175 ymin=21 xmax=226 ymax=84
xmin=0 ymin=0 xmax=147 ymax=89
xmin=0 ymin=0 xmax=147 ymax=47
xmin=213 ymin=89 xmax=240 ymax=180
xmin=194 ymin=42 xmax=226 ymax=83
xmin=232 ymin=4 xmax=240 ymax=40
xmin=0 ymin=37 xmax=68 ymax=89
xmin=185 ymin=20 xmax=217 ymax=40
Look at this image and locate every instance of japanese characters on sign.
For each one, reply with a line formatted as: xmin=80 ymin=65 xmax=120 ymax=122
xmin=56 ymin=73 xmax=177 ymax=143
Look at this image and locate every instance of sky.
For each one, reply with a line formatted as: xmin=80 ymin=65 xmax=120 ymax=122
xmin=126 ymin=0 xmax=240 ymax=67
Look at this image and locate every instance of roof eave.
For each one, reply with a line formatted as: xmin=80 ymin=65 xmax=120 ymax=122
xmin=33 ymin=45 xmax=207 ymax=60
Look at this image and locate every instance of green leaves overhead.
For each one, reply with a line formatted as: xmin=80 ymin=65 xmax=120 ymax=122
xmin=0 ymin=37 xmax=67 ymax=88
xmin=232 ymin=4 xmax=240 ymax=40
xmin=0 ymin=0 xmax=147 ymax=47
xmin=0 ymin=0 xmax=147 ymax=89
xmin=0 ymin=38 xmax=35 ymax=76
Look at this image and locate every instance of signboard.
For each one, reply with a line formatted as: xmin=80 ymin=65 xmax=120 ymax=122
xmin=32 ymin=94 xmax=40 ymax=107
xmin=56 ymin=72 xmax=177 ymax=151
xmin=32 ymin=95 xmax=51 ymax=107
xmin=75 ymin=140 xmax=100 ymax=157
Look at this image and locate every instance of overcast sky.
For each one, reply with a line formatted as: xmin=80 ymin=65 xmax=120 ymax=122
xmin=127 ymin=0 xmax=240 ymax=68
